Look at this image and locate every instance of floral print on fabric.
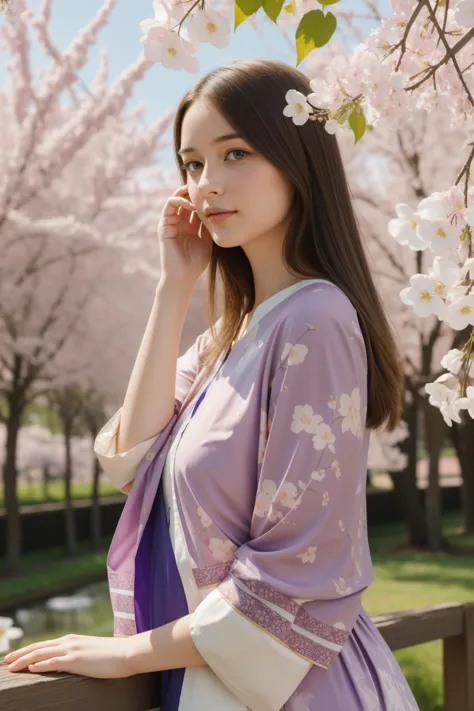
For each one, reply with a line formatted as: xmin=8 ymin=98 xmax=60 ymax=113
xmin=204 ymin=296 xmax=372 ymax=669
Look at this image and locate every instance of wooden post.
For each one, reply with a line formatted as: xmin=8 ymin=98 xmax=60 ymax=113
xmin=444 ymin=603 xmax=474 ymax=711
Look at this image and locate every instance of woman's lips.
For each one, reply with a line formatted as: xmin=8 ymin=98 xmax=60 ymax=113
xmin=207 ymin=211 xmax=236 ymax=223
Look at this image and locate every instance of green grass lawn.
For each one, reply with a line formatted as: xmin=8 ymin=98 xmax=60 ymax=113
xmin=364 ymin=513 xmax=474 ymax=711
xmin=0 ymin=537 xmax=110 ymax=606
xmin=0 ymin=479 xmax=119 ymax=507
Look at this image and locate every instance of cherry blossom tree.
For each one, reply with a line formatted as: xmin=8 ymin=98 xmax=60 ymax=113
xmin=345 ymin=100 xmax=470 ymax=548
xmin=138 ymin=0 xmax=474 ymax=427
xmin=301 ymin=26 xmax=471 ymax=546
xmin=0 ymin=0 xmax=176 ymax=572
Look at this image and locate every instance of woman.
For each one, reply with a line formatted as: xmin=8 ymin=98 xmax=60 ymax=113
xmin=5 ymin=58 xmax=418 ymax=711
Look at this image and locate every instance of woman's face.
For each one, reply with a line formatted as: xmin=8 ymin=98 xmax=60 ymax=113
xmin=178 ymin=100 xmax=294 ymax=251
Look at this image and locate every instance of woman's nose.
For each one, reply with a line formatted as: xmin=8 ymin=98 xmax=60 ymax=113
xmin=197 ymin=166 xmax=224 ymax=197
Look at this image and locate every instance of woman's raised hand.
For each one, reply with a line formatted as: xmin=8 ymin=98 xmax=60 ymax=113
xmin=157 ymin=185 xmax=213 ymax=288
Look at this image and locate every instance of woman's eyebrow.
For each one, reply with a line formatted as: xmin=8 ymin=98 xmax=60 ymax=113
xmin=178 ymin=132 xmax=242 ymax=157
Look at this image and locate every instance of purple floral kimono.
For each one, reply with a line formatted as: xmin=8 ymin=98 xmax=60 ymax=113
xmin=95 ymin=279 xmax=419 ymax=711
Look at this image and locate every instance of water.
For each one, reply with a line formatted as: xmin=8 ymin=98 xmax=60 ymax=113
xmin=5 ymin=580 xmax=113 ymax=651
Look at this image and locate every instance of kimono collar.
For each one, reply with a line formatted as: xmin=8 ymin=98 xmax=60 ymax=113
xmin=239 ymin=278 xmax=335 ymax=342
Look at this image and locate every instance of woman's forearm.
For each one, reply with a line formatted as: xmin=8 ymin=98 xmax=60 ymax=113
xmin=126 ymin=614 xmax=206 ymax=675
xmin=117 ymin=278 xmax=195 ymax=454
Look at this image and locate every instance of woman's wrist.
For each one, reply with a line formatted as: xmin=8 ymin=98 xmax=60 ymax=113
xmin=125 ymin=615 xmax=206 ymax=676
xmin=156 ymin=276 xmax=196 ymax=302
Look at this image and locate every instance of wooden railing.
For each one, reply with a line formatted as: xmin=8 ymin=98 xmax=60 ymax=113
xmin=1 ymin=602 xmax=473 ymax=711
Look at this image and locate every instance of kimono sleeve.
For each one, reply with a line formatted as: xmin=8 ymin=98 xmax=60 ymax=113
xmin=94 ymin=327 xmax=212 ymax=491
xmin=189 ymin=297 xmax=372 ymax=711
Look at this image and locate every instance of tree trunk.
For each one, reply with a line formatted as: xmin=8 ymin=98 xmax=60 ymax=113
xmin=91 ymin=451 xmax=101 ymax=550
xmin=388 ymin=394 xmax=427 ymax=547
xmin=450 ymin=417 xmax=474 ymax=534
xmin=2 ymin=397 xmax=22 ymax=575
xmin=423 ymin=402 xmax=445 ymax=550
xmin=42 ymin=464 xmax=51 ymax=501
xmin=64 ymin=420 xmax=77 ymax=557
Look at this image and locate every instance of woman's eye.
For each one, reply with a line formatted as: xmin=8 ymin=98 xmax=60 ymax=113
xmin=182 ymin=149 xmax=248 ymax=173
xmin=226 ymin=149 xmax=248 ymax=161
xmin=183 ymin=160 xmax=201 ymax=172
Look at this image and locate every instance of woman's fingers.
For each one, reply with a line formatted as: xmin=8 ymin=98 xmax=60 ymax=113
xmin=163 ymin=196 xmax=195 ymax=217
xmin=5 ymin=638 xmax=63 ymax=663
xmin=7 ymin=644 xmax=66 ymax=671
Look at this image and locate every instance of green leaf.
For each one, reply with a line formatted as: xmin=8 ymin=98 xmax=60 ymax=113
xmin=348 ymin=109 xmax=366 ymax=144
xmin=235 ymin=0 xmax=263 ymax=28
xmin=295 ymin=10 xmax=337 ymax=64
xmin=283 ymin=1 xmax=295 ymax=11
xmin=262 ymin=0 xmax=286 ymax=22
xmin=318 ymin=0 xmax=341 ymax=6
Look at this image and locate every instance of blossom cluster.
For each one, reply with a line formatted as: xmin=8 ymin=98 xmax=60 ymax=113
xmin=388 ymin=186 xmax=474 ymax=425
xmin=139 ymin=0 xmax=232 ymax=73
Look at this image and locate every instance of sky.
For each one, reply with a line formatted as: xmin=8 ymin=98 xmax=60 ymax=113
xmin=0 ymin=0 xmax=389 ymax=166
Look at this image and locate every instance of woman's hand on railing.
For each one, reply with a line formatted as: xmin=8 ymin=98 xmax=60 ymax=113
xmin=3 ymin=633 xmax=136 ymax=678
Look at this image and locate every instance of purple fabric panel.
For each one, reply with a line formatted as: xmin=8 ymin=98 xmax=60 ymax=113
xmin=135 ymin=479 xmax=188 ymax=711
xmin=133 ymin=348 xmax=228 ymax=710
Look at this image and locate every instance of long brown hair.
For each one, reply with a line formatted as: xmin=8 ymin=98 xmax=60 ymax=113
xmin=173 ymin=58 xmax=404 ymax=432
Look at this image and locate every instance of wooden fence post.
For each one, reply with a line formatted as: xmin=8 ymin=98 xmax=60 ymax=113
xmin=443 ymin=603 xmax=474 ymax=711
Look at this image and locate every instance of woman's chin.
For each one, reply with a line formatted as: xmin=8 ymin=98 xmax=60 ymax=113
xmin=211 ymin=230 xmax=242 ymax=249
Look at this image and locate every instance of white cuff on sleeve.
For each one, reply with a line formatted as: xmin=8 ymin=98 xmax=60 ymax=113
xmin=93 ymin=408 xmax=159 ymax=491
xmin=189 ymin=587 xmax=311 ymax=711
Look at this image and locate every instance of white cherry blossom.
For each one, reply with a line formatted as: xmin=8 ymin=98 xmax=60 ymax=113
xmin=339 ymin=387 xmax=362 ymax=437
xmin=255 ymin=479 xmax=277 ymax=517
xmin=197 ymin=506 xmax=212 ymax=528
xmin=442 ymin=294 xmax=474 ymax=330
xmin=322 ymin=491 xmax=329 ymax=506
xmin=281 ymin=342 xmax=308 ymax=365
xmin=388 ymin=204 xmax=427 ymax=251
xmin=425 ymin=374 xmax=453 ymax=408
xmin=441 ymin=348 xmax=473 ymax=376
xmin=291 ymin=404 xmax=322 ymax=434
xmin=0 ymin=617 xmax=24 ymax=654
xmin=427 ymin=255 xmax=462 ymax=299
xmin=441 ymin=398 xmax=466 ymax=427
xmin=324 ymin=119 xmax=347 ymax=137
xmin=141 ymin=26 xmax=199 ymax=72
xmin=312 ymin=422 xmax=336 ymax=452
xmin=283 ymin=90 xmax=313 ymax=126
xmin=457 ymin=386 xmax=474 ymax=418
xmin=188 ymin=8 xmax=230 ymax=48
xmin=297 ymin=545 xmax=317 ymax=563
xmin=417 ymin=219 xmax=461 ymax=256
xmin=279 ymin=482 xmax=298 ymax=508
xmin=417 ymin=194 xmax=450 ymax=221
xmin=400 ymin=274 xmax=446 ymax=318
xmin=425 ymin=375 xmax=466 ymax=426
xmin=334 ymin=577 xmax=353 ymax=595
xmin=311 ymin=469 xmax=326 ymax=481
xmin=308 ymin=64 xmax=346 ymax=112
xmin=328 ymin=396 xmax=337 ymax=409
